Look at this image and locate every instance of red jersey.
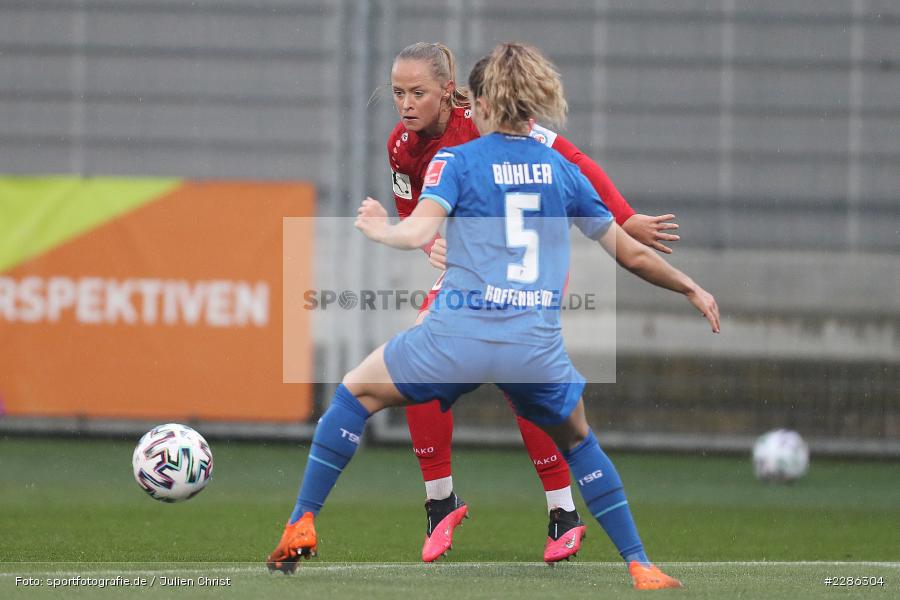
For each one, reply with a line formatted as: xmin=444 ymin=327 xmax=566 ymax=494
xmin=388 ymin=107 xmax=480 ymax=220
xmin=386 ymin=107 xmax=635 ymax=228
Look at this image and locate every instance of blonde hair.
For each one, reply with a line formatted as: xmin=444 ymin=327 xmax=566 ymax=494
xmin=471 ymin=42 xmax=567 ymax=132
xmin=394 ymin=42 xmax=469 ymax=108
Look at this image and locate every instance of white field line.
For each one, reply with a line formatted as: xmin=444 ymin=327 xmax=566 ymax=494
xmin=1 ymin=561 xmax=899 ymax=578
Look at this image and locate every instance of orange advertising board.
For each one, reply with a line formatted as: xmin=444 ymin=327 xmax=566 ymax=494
xmin=0 ymin=178 xmax=314 ymax=422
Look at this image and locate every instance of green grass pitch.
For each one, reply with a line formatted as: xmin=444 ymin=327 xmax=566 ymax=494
xmin=1 ymin=435 xmax=898 ymax=598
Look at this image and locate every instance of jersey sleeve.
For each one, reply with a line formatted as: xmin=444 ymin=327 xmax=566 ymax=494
xmin=418 ymin=149 xmax=461 ymax=215
xmin=568 ymin=167 xmax=614 ymax=240
xmin=550 ymin=133 xmax=636 ymax=226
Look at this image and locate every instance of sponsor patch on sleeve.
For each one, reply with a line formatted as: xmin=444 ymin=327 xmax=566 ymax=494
xmin=391 ymin=170 xmax=412 ymax=199
xmin=423 ymin=160 xmax=446 ymax=187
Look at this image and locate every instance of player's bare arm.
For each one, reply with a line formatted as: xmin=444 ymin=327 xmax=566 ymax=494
xmin=599 ymin=223 xmax=720 ymax=333
xmin=356 ymin=196 xmax=447 ymax=249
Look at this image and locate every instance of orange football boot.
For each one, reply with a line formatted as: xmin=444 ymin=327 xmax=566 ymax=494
xmin=628 ymin=561 xmax=683 ymax=590
xmin=266 ymin=512 xmax=318 ymax=574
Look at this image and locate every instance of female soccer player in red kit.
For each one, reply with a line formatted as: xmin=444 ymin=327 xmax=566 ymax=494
xmin=386 ymin=42 xmax=680 ymax=563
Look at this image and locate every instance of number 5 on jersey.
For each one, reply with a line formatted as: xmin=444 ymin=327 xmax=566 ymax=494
xmin=505 ymin=192 xmax=541 ymax=284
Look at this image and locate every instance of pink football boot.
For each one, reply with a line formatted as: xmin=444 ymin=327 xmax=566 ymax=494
xmin=543 ymin=507 xmax=586 ymax=563
xmin=422 ymin=492 xmax=469 ymax=562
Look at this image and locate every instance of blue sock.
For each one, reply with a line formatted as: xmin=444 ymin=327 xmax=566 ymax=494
xmin=563 ymin=429 xmax=650 ymax=565
xmin=289 ymin=384 xmax=370 ymax=523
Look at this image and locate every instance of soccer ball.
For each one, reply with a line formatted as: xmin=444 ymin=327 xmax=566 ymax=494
xmin=132 ymin=423 xmax=214 ymax=502
xmin=752 ymin=429 xmax=809 ymax=483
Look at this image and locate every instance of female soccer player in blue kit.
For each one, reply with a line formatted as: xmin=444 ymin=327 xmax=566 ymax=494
xmin=267 ymin=42 xmax=719 ymax=590
xmin=388 ymin=42 xmax=681 ymax=564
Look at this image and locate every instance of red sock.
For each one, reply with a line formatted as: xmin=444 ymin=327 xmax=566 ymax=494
xmin=508 ymin=397 xmax=571 ymax=491
xmin=405 ymin=400 xmax=453 ymax=482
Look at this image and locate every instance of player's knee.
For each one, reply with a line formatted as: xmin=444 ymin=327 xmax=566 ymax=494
xmin=542 ymin=419 xmax=589 ymax=452
xmin=563 ymin=429 xmax=587 ymax=451
xmin=341 ymin=371 xmax=361 ymax=393
xmin=341 ymin=375 xmax=403 ymax=415
xmin=340 ymin=373 xmax=372 ymax=403
xmin=344 ymin=386 xmax=385 ymax=414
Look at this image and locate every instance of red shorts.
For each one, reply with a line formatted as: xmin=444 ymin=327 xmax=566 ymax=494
xmin=419 ymin=272 xmax=445 ymax=313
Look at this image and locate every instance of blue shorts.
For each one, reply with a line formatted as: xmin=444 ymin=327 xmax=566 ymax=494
xmin=383 ymin=324 xmax=585 ymax=426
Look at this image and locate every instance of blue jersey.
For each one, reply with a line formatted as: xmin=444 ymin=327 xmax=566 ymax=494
xmin=418 ymin=132 xmax=613 ymax=345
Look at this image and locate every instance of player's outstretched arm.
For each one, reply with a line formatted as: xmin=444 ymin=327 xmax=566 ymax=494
xmin=599 ymin=223 xmax=720 ymax=333
xmin=355 ymin=196 xmax=447 ymax=250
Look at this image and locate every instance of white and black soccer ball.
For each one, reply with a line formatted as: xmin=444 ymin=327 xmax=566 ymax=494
xmin=752 ymin=429 xmax=809 ymax=483
xmin=132 ymin=423 xmax=214 ymax=502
